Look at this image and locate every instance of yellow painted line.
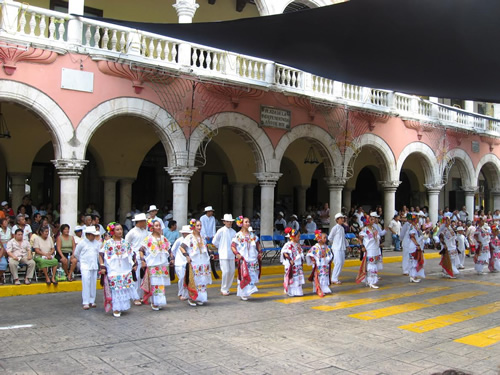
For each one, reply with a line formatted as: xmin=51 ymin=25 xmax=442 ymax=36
xmin=0 ymin=280 xmax=102 ymax=297
xmin=455 ymin=327 xmax=500 ymax=347
xmin=276 ymin=282 xmax=407 ymax=304
xmin=350 ymin=291 xmax=487 ymax=320
xmin=312 ymin=286 xmax=449 ymax=312
xmin=399 ymin=301 xmax=500 ymax=333
xmin=443 ymin=279 xmax=500 ymax=287
xmin=251 ymin=291 xmax=284 ymax=299
xmin=207 ymin=277 xmax=283 ymax=289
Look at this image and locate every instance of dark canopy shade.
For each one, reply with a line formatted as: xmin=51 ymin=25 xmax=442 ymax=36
xmin=90 ymin=0 xmax=500 ymax=102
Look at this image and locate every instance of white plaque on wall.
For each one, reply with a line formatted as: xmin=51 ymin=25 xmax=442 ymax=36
xmin=260 ymin=105 xmax=291 ymax=130
xmin=61 ymin=68 xmax=94 ymax=93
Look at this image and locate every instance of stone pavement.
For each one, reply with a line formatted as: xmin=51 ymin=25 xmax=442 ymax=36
xmin=1 ymin=253 xmax=500 ymax=375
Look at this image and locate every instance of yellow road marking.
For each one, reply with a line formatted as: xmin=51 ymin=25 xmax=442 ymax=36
xmin=251 ymin=291 xmax=284 ymax=298
xmin=350 ymin=291 xmax=487 ymax=320
xmin=399 ymin=301 xmax=500 ymax=333
xmin=443 ymin=279 xmax=500 ymax=287
xmin=276 ymin=283 xmax=408 ymax=305
xmin=455 ymin=327 xmax=500 ymax=347
xmin=312 ymin=286 xmax=449 ymax=312
xmin=207 ymin=277 xmax=283 ymax=289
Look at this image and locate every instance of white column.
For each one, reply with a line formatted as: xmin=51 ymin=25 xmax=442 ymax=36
xmin=490 ymin=188 xmax=500 ymax=212
xmin=325 ymin=177 xmax=346 ymax=230
xmin=464 ymin=100 xmax=474 ymax=112
xmin=119 ymin=178 xmax=134 ymax=224
xmin=243 ymin=184 xmax=255 ymax=219
xmin=493 ymin=104 xmax=500 ymax=119
xmin=255 ymin=172 xmax=282 ymax=236
xmin=232 ymin=183 xmax=244 ymax=217
xmin=380 ymin=181 xmax=401 ymax=249
xmin=425 ymin=184 xmax=444 ymax=224
xmin=461 ymin=185 xmax=478 ymax=222
xmin=166 ymin=167 xmax=197 ymax=227
xmin=52 ymin=159 xmax=88 ymax=232
xmin=296 ymin=185 xmax=308 ymax=216
xmin=67 ymin=0 xmax=84 ymax=44
xmin=342 ymin=187 xmax=353 ymax=211
xmin=102 ymin=177 xmax=118 ymax=225
xmin=173 ymin=0 xmax=199 ymax=65
xmin=10 ymin=173 xmax=28 ymax=212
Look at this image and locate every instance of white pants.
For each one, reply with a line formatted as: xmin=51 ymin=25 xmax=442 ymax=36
xmin=331 ymin=249 xmax=345 ymax=282
xmin=134 ymin=265 xmax=143 ymax=299
xmin=457 ymin=249 xmax=465 ymax=267
xmin=219 ymin=259 xmax=235 ymax=293
xmin=175 ymin=265 xmax=188 ymax=298
xmin=81 ymin=269 xmax=97 ymax=305
xmin=402 ymin=244 xmax=410 ymax=274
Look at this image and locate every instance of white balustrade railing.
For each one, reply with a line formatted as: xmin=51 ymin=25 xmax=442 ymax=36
xmin=0 ymin=0 xmax=499 ymax=137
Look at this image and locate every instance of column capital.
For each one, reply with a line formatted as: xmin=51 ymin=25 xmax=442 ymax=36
xmin=165 ymin=166 xmax=197 ymax=182
xmin=490 ymin=187 xmax=500 ymax=196
xmin=324 ymin=176 xmax=346 ymax=189
xmin=379 ymin=180 xmax=402 ymax=192
xmin=254 ymin=172 xmax=282 ymax=187
xmin=424 ymin=183 xmax=444 ymax=194
xmin=173 ymin=0 xmax=199 ymax=22
xmin=52 ymin=159 xmax=88 ymax=178
xmin=461 ymin=185 xmax=479 ymax=195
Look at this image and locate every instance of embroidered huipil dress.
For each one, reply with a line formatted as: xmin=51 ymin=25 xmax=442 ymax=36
xmin=280 ymin=241 xmax=305 ymax=296
xmin=407 ymin=226 xmax=426 ymax=279
xmin=475 ymin=228 xmax=491 ymax=273
xmin=102 ymin=238 xmax=139 ymax=312
xmin=490 ymin=236 xmax=500 ymax=272
xmin=143 ymin=234 xmax=171 ymax=306
xmin=306 ymin=243 xmax=333 ymax=294
xmin=438 ymin=225 xmax=459 ymax=275
xmin=359 ymin=226 xmax=384 ymax=286
xmin=232 ymin=231 xmax=260 ymax=298
xmin=183 ymin=233 xmax=212 ymax=302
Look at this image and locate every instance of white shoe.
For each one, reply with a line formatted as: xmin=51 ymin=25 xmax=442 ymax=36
xmin=187 ymin=299 xmax=197 ymax=307
xmin=368 ymin=284 xmax=379 ymax=289
xmin=240 ymin=296 xmax=248 ymax=301
xmin=458 ymin=265 xmax=465 ymax=269
xmin=151 ymin=305 xmax=160 ymax=311
xmin=409 ymin=277 xmax=421 ymax=283
xmin=113 ymin=311 xmax=121 ymax=318
xmin=196 ymin=301 xmax=204 ymax=306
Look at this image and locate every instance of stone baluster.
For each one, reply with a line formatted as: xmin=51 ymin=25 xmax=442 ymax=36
xmin=166 ymin=167 xmax=197 ymax=227
xmin=254 ymin=172 xmax=282 ymax=236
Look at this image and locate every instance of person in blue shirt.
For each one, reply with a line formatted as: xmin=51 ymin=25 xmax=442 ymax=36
xmin=163 ymin=220 xmax=180 ymax=246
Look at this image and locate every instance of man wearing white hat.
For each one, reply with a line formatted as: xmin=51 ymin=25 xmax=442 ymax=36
xmin=274 ymin=212 xmax=286 ymax=234
xmin=148 ymin=205 xmax=165 ymax=230
xmin=305 ymin=215 xmax=317 ymax=234
xmin=200 ymin=206 xmax=216 ymax=243
xmin=288 ymin=214 xmax=300 ymax=233
xmin=125 ymin=213 xmax=149 ymax=303
xmin=173 ymin=225 xmax=193 ymax=300
xmin=74 ymin=226 xmax=101 ymax=310
xmin=328 ymin=213 xmax=349 ymax=284
xmin=212 ymin=214 xmax=237 ymax=295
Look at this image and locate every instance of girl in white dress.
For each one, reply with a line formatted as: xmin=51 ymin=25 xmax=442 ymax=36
xmin=280 ymin=227 xmax=305 ymax=296
xmin=357 ymin=213 xmax=385 ymax=289
xmin=306 ymin=231 xmax=333 ymax=296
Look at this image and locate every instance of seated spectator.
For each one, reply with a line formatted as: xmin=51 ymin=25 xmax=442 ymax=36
xmin=305 ymin=215 xmax=317 ymax=234
xmin=6 ymin=228 xmax=36 ymax=285
xmin=11 ymin=214 xmax=32 ymax=242
xmin=1 ymin=201 xmax=14 ymax=218
xmin=31 ymin=212 xmax=42 ymax=234
xmin=74 ymin=225 xmax=84 ymax=245
xmin=163 ymin=220 xmax=180 ymax=245
xmin=33 ymin=226 xmax=58 ymax=285
xmin=56 ymin=224 xmax=77 ymax=281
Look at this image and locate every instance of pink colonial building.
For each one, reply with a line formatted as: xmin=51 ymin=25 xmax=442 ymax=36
xmin=0 ymin=0 xmax=499 ymax=239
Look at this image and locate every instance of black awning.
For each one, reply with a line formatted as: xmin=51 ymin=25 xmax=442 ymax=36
xmin=85 ymin=0 xmax=500 ymax=102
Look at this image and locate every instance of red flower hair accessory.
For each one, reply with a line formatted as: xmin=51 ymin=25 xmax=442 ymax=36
xmin=147 ymin=219 xmax=154 ymax=231
xmin=106 ymin=222 xmax=116 ymax=235
xmin=284 ymin=227 xmax=297 ymax=238
xmin=314 ymin=229 xmax=322 ymax=241
xmin=189 ymin=218 xmax=196 ymax=231
xmin=235 ymin=216 xmax=243 ymax=228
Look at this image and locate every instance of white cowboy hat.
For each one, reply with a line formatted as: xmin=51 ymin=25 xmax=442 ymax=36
xmin=291 ymin=214 xmax=298 ymax=219
xmin=335 ymin=213 xmax=345 ymax=220
xmin=369 ymin=212 xmax=380 ymax=218
xmin=204 ymin=206 xmax=215 ymax=212
xmin=306 ymin=215 xmax=312 ymax=219
xmin=278 ymin=211 xmax=284 ymax=216
xmin=249 ymin=226 xmax=254 ymax=232
xmin=165 ymin=213 xmax=173 ymax=221
xmin=222 ymin=213 xmax=235 ymax=222
xmin=84 ymin=225 xmax=100 ymax=236
xmin=148 ymin=205 xmax=159 ymax=212
xmin=456 ymin=226 xmax=464 ymax=231
xmin=132 ymin=213 xmax=147 ymax=222
xmin=179 ymin=225 xmax=192 ymax=234
xmin=74 ymin=225 xmax=84 ymax=232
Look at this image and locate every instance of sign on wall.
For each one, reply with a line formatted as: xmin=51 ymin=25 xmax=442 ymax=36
xmin=471 ymin=141 xmax=480 ymax=153
xmin=260 ymin=105 xmax=291 ymax=130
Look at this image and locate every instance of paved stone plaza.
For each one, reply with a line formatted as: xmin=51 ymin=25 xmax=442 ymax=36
xmin=1 ymin=254 xmax=500 ymax=375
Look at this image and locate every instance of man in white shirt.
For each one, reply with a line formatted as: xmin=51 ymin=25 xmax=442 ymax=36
xmin=274 ymin=212 xmax=286 ymax=233
xmin=147 ymin=205 xmax=165 ymax=230
xmin=288 ymin=214 xmax=300 ymax=232
xmin=173 ymin=225 xmax=193 ymax=300
xmin=200 ymin=206 xmax=216 ymax=243
xmin=74 ymin=226 xmax=101 ymax=309
xmin=354 ymin=207 xmax=365 ymax=228
xmin=212 ymin=214 xmax=236 ymax=296
xmin=124 ymin=213 xmax=149 ymax=303
xmin=305 ymin=215 xmax=317 ymax=234
xmin=328 ymin=213 xmax=348 ymax=284
xmin=389 ymin=214 xmax=402 ymax=251
xmin=11 ymin=214 xmax=32 ymax=242
xmin=458 ymin=206 xmax=469 ymax=223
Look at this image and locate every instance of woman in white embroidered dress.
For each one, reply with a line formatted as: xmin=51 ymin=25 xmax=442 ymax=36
xmin=306 ymin=231 xmax=333 ymax=296
xmin=99 ymin=222 xmax=139 ymax=318
xmin=139 ymin=220 xmax=172 ymax=311
xmin=280 ymin=227 xmax=305 ymax=296
xmin=474 ymin=221 xmax=491 ymax=274
xmin=358 ymin=212 xmax=385 ymax=289
xmin=489 ymin=225 xmax=500 ymax=272
xmin=407 ymin=215 xmax=425 ymax=283
xmin=179 ymin=219 xmax=212 ymax=306
xmin=231 ymin=216 xmax=261 ymax=301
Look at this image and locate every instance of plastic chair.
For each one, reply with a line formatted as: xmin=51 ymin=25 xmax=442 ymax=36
xmin=300 ymin=233 xmax=316 ymax=250
xmin=345 ymin=233 xmax=361 ymax=258
xmin=260 ymin=235 xmax=280 ymax=262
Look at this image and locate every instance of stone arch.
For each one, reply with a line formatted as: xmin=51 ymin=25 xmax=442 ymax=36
xmin=396 ymin=142 xmax=440 ymax=185
xmin=274 ymin=124 xmax=338 ymax=177
xmin=255 ymin=0 xmax=334 ymax=15
xmin=475 ymin=153 xmax=500 ymax=189
xmin=188 ymin=112 xmax=274 ymax=173
xmin=75 ymin=97 xmax=185 ymax=165
xmin=347 ymin=133 xmax=397 ymax=184
xmin=448 ymin=148 xmax=475 ymax=187
xmin=0 ymin=80 xmax=75 ymax=160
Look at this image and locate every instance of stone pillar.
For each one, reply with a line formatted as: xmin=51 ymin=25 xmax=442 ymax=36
xmin=464 ymin=100 xmax=474 ymax=113
xmin=52 ymin=159 xmax=88 ymax=232
xmin=67 ymin=0 xmax=84 ymax=44
xmin=379 ymin=180 xmax=402 ymax=249
xmin=296 ymin=185 xmax=308 ymax=216
xmin=232 ymin=183 xmax=244 ymax=217
xmin=325 ymin=177 xmax=346 ymax=230
xmin=493 ymin=104 xmax=500 ymax=119
xmin=461 ymin=185 xmax=478 ymax=222
xmin=10 ymin=173 xmax=28 ymax=213
xmin=118 ymin=178 xmax=134 ymax=224
xmin=244 ymin=184 xmax=255 ymax=219
xmin=490 ymin=188 xmax=500 ymax=212
xmin=166 ymin=167 xmax=197 ymax=227
xmin=102 ymin=177 xmax=118 ymax=225
xmin=255 ymin=172 xmax=282 ymax=236
xmin=342 ymin=187 xmax=353 ymax=212
xmin=425 ymin=184 xmax=444 ymax=224
xmin=173 ymin=0 xmax=199 ymax=65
